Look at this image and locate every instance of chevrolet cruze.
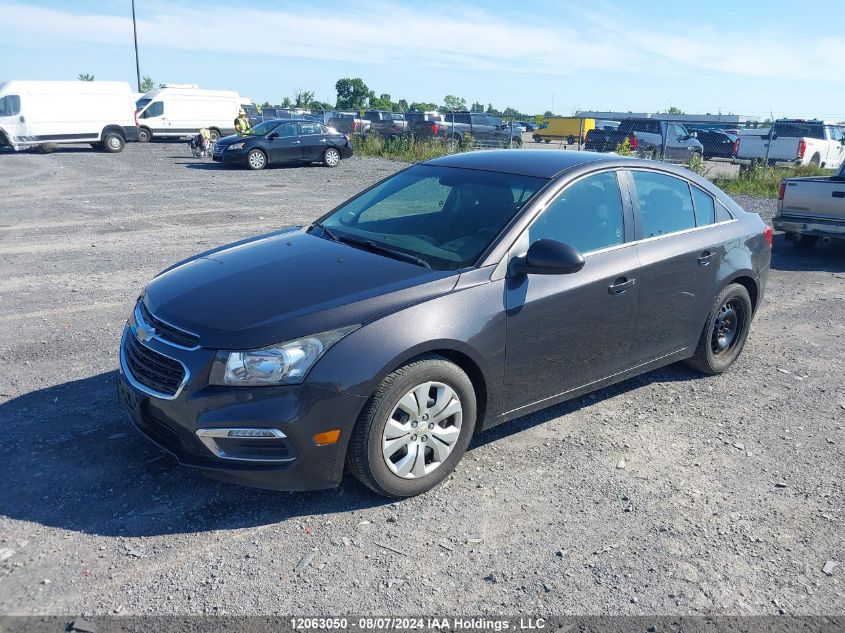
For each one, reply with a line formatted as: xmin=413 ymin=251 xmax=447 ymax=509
xmin=118 ymin=150 xmax=771 ymax=498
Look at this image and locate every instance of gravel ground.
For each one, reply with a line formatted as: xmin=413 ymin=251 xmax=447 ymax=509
xmin=0 ymin=142 xmax=843 ymax=616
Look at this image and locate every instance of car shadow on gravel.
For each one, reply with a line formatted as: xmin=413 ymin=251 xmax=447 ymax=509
xmin=0 ymin=372 xmax=387 ymax=538
xmin=770 ymin=234 xmax=845 ymax=273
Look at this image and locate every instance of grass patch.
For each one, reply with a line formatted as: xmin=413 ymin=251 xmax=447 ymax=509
xmin=352 ymin=134 xmax=462 ymax=162
xmin=713 ymin=163 xmax=833 ymax=198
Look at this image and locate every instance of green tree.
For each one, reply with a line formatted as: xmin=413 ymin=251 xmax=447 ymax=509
xmin=369 ymin=93 xmax=394 ymax=110
xmin=335 ymin=77 xmax=372 ymax=109
xmin=666 ymin=106 xmax=684 ymax=114
xmin=442 ymin=95 xmax=466 ymax=111
xmin=409 ymin=101 xmax=437 ymax=112
xmin=486 ymin=103 xmax=500 ymax=115
xmin=78 ymin=73 xmax=94 ymax=81
xmin=294 ymin=90 xmax=316 ymax=108
xmin=139 ymin=75 xmax=155 ymax=93
xmin=281 ymin=96 xmax=293 ymax=108
xmin=470 ymin=101 xmax=485 ymax=112
xmin=395 ymin=99 xmax=409 ymax=112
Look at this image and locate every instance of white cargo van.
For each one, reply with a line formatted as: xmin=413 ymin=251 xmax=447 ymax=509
xmin=0 ymin=80 xmax=139 ymax=153
xmin=135 ymin=84 xmax=245 ymax=142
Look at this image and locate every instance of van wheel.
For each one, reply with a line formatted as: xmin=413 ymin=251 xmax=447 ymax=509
xmin=322 ymin=147 xmax=341 ymax=167
xmin=138 ymin=127 xmax=152 ymax=143
xmin=685 ymin=283 xmax=753 ymax=375
xmin=246 ymin=148 xmax=267 ymax=170
xmin=208 ymin=129 xmax=221 ymax=142
xmin=35 ymin=143 xmax=57 ymax=154
xmin=348 ymin=355 xmax=477 ymax=498
xmin=567 ymin=135 xmax=576 ymax=145
xmin=532 ymin=134 xmax=541 ymax=143
xmin=103 ymin=133 xmax=125 ymax=153
xmin=544 ymin=139 xmax=551 ymax=144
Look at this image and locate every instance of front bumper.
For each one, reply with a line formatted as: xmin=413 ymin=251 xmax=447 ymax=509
xmin=117 ymin=327 xmax=366 ymax=491
xmin=773 ymin=215 xmax=845 ymax=240
xmin=212 ymin=149 xmax=247 ymax=164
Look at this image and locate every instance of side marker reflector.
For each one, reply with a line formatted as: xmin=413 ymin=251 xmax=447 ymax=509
xmin=313 ymin=430 xmax=341 ymax=446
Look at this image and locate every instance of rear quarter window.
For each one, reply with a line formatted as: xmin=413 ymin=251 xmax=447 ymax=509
xmin=691 ymin=186 xmax=716 ymax=226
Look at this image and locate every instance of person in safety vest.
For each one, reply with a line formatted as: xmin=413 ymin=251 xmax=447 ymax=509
xmin=234 ymin=109 xmax=251 ymax=135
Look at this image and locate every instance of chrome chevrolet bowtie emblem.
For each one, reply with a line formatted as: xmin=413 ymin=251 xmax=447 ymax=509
xmin=133 ymin=323 xmax=156 ymax=343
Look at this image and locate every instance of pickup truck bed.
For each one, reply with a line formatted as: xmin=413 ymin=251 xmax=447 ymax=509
xmin=773 ymin=164 xmax=845 ymax=247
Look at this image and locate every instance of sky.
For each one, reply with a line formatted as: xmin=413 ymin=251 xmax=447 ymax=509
xmin=1 ymin=0 xmax=843 ymax=120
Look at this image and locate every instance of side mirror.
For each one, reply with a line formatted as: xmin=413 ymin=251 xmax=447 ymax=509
xmin=511 ymin=239 xmax=585 ymax=276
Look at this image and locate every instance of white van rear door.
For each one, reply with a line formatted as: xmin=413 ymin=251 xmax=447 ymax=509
xmin=0 ymin=93 xmax=25 ymax=145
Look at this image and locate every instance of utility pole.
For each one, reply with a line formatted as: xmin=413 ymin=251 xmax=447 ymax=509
xmin=131 ymin=0 xmax=141 ymax=92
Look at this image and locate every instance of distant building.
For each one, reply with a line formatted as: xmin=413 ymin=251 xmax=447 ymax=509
xmin=575 ymin=111 xmax=761 ymax=129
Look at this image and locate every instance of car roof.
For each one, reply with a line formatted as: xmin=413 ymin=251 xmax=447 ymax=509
xmin=424 ymin=149 xmax=622 ymax=179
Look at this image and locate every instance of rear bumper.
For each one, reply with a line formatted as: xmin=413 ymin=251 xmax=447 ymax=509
xmin=773 ymin=215 xmax=845 ymax=239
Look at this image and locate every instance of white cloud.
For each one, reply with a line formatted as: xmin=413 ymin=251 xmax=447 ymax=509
xmin=0 ymin=1 xmax=842 ymax=83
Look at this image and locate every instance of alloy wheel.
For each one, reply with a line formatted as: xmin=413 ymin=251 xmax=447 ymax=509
xmin=248 ymin=150 xmax=266 ymax=169
xmin=382 ymin=381 xmax=463 ymax=479
xmin=324 ymin=148 xmax=340 ymax=166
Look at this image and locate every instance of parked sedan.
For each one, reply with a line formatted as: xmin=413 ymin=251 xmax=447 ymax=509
xmin=212 ymin=119 xmax=352 ymax=170
xmin=118 ymin=151 xmax=771 ymax=498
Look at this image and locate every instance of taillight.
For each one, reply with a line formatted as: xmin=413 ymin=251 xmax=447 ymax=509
xmin=797 ymin=139 xmax=806 ymax=159
xmin=764 ymin=226 xmax=773 ymax=247
xmin=353 ymin=121 xmax=359 ymax=131
xmin=432 ymin=123 xmax=439 ymax=135
xmin=732 ymin=137 xmax=739 ymax=156
xmin=777 ymin=180 xmax=786 ymax=200
xmin=628 ymin=133 xmax=638 ymax=150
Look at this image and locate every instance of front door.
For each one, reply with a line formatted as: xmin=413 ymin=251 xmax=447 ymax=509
xmin=504 ymin=170 xmax=640 ymax=411
xmin=624 ymin=169 xmax=724 ymax=364
xmin=298 ymin=122 xmax=328 ymax=162
xmin=266 ymin=122 xmax=301 ymax=163
xmin=0 ymin=93 xmax=24 ymax=144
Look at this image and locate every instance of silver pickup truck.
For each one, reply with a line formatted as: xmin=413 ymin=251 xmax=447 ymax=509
xmin=773 ymin=161 xmax=845 ymax=248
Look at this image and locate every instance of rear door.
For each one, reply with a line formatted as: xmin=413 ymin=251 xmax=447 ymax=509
xmin=266 ymin=122 xmax=300 ymax=163
xmin=298 ymin=121 xmax=328 ymax=161
xmin=625 ymin=169 xmax=726 ymax=364
xmin=0 ymin=93 xmax=24 ymax=144
xmin=504 ymin=170 xmax=640 ymax=410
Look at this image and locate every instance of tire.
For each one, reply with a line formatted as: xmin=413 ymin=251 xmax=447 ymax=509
xmin=511 ymin=136 xmax=522 ymax=149
xmin=322 ymin=147 xmax=341 ymax=167
xmin=35 ymin=143 xmax=57 ymax=154
xmin=138 ymin=127 xmax=152 ymax=143
xmin=208 ymin=129 xmax=221 ymax=142
xmin=532 ymin=134 xmax=541 ymax=143
xmin=567 ymin=135 xmax=576 ymax=145
xmin=246 ymin=148 xmax=267 ymax=170
xmin=685 ymin=283 xmax=753 ymax=375
xmin=348 ymin=355 xmax=477 ymax=498
xmin=544 ymin=139 xmax=551 ymax=144
xmin=103 ymin=133 xmax=125 ymax=153
xmin=794 ymin=235 xmax=818 ymax=250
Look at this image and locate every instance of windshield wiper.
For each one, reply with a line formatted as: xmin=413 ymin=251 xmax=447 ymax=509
xmin=311 ymin=222 xmax=338 ymax=241
xmin=335 ymin=234 xmax=431 ymax=269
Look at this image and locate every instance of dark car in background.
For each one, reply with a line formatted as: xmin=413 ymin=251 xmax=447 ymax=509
xmin=119 ymin=150 xmax=771 ymax=498
xmin=212 ymin=119 xmax=352 ymax=169
xmin=692 ymin=129 xmax=738 ymax=160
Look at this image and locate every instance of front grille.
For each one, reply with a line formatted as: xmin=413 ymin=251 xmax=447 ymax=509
xmin=213 ymin=141 xmax=225 ymax=155
xmin=123 ymin=333 xmax=186 ymax=397
xmin=139 ymin=302 xmax=199 ymax=348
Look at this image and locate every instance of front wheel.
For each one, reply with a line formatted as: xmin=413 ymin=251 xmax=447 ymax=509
xmin=246 ymin=148 xmax=267 ymax=170
xmin=138 ymin=127 xmax=151 ymax=143
xmin=685 ymin=283 xmax=753 ymax=375
xmin=103 ymin=133 xmax=125 ymax=153
xmin=322 ymin=147 xmax=341 ymax=167
xmin=348 ymin=355 xmax=477 ymax=498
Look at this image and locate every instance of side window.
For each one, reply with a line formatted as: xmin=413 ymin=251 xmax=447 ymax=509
xmin=299 ymin=123 xmax=322 ymax=135
xmin=529 ymin=172 xmax=624 ymax=253
xmin=141 ymin=101 xmax=163 ymax=118
xmin=0 ymin=95 xmax=21 ymax=117
xmin=716 ymin=201 xmax=734 ymax=222
xmin=631 ymin=171 xmax=695 ymax=237
xmin=487 ymin=116 xmax=502 ymax=127
xmin=691 ymin=185 xmax=715 ymax=226
xmin=275 ymin=123 xmax=298 ymax=137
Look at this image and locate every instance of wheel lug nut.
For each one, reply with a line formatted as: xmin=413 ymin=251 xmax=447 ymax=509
xmin=411 ymin=434 xmax=418 ymax=441
xmin=411 ymin=421 xmax=418 ymax=428
xmin=421 ymin=435 xmax=428 ymax=442
xmin=422 ymin=414 xmax=429 ymax=421
xmin=428 ymin=422 xmax=434 ymax=429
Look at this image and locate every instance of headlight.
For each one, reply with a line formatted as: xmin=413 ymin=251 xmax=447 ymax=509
xmin=210 ymin=325 xmax=359 ymax=386
xmin=226 ymin=142 xmax=245 ymax=150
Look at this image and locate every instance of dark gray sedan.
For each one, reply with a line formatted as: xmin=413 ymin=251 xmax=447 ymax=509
xmin=118 ymin=150 xmax=772 ymax=498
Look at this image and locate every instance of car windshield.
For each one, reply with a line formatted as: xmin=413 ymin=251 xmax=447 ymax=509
xmin=247 ymin=120 xmax=284 ymax=136
xmin=316 ymin=165 xmax=547 ymax=270
xmin=136 ymin=98 xmax=151 ymax=112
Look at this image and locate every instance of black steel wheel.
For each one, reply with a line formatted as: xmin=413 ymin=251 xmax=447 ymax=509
xmin=686 ymin=283 xmax=753 ymax=375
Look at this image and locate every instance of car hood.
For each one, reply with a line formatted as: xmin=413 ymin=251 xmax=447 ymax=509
xmin=216 ymin=134 xmax=245 ymax=146
xmin=144 ymin=228 xmax=458 ymax=349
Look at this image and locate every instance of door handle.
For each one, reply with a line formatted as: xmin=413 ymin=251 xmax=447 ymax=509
xmin=19 ymin=115 xmax=25 ymax=123
xmin=293 ymin=140 xmax=301 ymax=144
xmin=833 ymin=191 xmax=845 ymax=198
xmin=608 ymin=277 xmax=636 ymax=295
xmin=320 ymin=139 xmax=327 ymax=143
xmin=697 ymin=251 xmax=714 ymax=266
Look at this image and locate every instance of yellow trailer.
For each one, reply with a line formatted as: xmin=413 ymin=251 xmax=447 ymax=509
xmin=533 ymin=117 xmax=596 ymax=144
